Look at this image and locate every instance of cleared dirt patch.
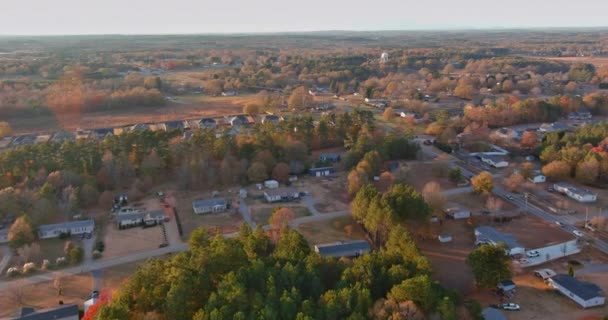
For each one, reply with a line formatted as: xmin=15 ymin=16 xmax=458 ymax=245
xmin=297 ymin=216 xmax=367 ymax=245
xmin=491 ymin=214 xmax=576 ymax=249
xmin=293 ymin=174 xmax=350 ymax=213
xmin=250 ymin=205 xmax=311 ymax=225
xmin=103 ymin=224 xmax=165 ymax=258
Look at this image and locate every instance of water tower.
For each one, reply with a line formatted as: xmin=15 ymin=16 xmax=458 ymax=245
xmin=380 ymin=52 xmax=389 ymax=64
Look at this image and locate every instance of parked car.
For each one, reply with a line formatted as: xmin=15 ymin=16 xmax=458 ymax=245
xmin=506 ymin=195 xmax=514 ymax=200
xmin=547 ymin=187 xmax=555 ymax=193
xmin=573 ymin=230 xmax=584 ymax=237
xmin=555 ymin=221 xmax=565 ymax=227
xmin=501 ymin=303 xmax=521 ymax=311
xmin=526 ymin=250 xmax=540 ymax=258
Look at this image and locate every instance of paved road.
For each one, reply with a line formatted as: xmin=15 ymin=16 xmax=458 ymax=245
xmin=301 ymin=195 xmax=321 ymax=216
xmin=442 ymin=186 xmax=473 ymax=197
xmin=0 ymin=245 xmax=12 ymax=275
xmin=238 ymin=198 xmax=256 ymax=229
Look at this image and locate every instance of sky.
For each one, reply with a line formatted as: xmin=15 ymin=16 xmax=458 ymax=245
xmin=2 ymin=0 xmax=608 ymax=35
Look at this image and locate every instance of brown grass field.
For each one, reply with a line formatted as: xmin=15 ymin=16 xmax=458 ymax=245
xmin=532 ymin=56 xmax=608 ymax=68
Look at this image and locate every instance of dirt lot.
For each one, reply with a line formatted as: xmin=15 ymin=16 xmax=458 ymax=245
xmin=170 ymin=189 xmax=243 ymax=239
xmin=416 ymin=219 xmax=477 ymax=295
xmin=402 ymin=162 xmax=458 ymax=192
xmin=292 ymin=174 xmax=350 ymax=213
xmin=102 ymin=224 xmax=165 ymax=258
xmin=0 ymin=260 xmax=146 ymax=318
xmin=249 ymin=205 xmax=310 ymax=225
xmin=447 ymin=193 xmax=517 ymax=216
xmin=297 ymin=216 xmax=367 ymax=245
xmin=492 ymin=214 xmax=576 ymax=249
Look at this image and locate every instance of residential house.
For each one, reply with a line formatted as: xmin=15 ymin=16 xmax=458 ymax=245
xmin=261 ymin=114 xmax=280 ymax=124
xmin=91 ymin=128 xmax=114 ymax=140
xmin=553 ymin=182 xmax=598 ymax=203
xmin=228 ymin=115 xmax=250 ymax=126
xmin=264 ymin=187 xmax=300 ymax=203
xmin=548 ymin=274 xmax=605 ymax=308
xmin=319 ymin=153 xmax=341 ymax=163
xmin=164 ymin=120 xmax=186 ymax=131
xmin=38 ymin=220 xmax=95 ymax=239
xmin=568 ymin=110 xmax=592 ymax=120
xmin=11 ymin=135 xmax=36 ymax=147
xmin=75 ymin=129 xmax=91 ymax=140
xmin=50 ymin=131 xmax=75 ymax=144
xmin=192 ymin=198 xmax=228 ymax=214
xmin=494 ymin=128 xmax=519 ymax=140
xmin=9 ymin=304 xmax=79 ymax=320
xmin=143 ymin=210 xmax=166 ymax=225
xmin=444 ymin=206 xmax=471 ymax=219
xmin=481 ymin=155 xmax=509 ymax=168
xmin=481 ymin=307 xmax=507 ymax=320
xmin=314 ymin=240 xmax=371 ymax=258
xmin=116 ymin=212 xmax=145 ymax=229
xmin=34 ymin=134 xmax=51 ymax=144
xmin=538 ymin=122 xmax=569 ymax=133
xmin=130 ymin=123 xmax=150 ymax=132
xmin=148 ymin=123 xmax=167 ymax=132
xmin=309 ymin=167 xmax=335 ymax=177
xmin=198 ymin=118 xmax=217 ymax=129
xmin=475 ymin=226 xmax=524 ymax=256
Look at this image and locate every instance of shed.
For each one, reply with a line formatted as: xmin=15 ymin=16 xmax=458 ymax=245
xmin=498 ymin=279 xmax=516 ymax=292
xmin=309 ymin=167 xmax=335 ymax=177
xmin=548 ymin=274 xmax=605 ymax=308
xmin=314 ymin=240 xmax=371 ymax=258
xmin=264 ymin=180 xmax=279 ymax=189
xmin=192 ymin=198 xmax=228 ymax=214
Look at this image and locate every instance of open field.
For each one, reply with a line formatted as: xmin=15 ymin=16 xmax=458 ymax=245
xmin=416 ymin=219 xmax=476 ymax=294
xmin=102 ymin=224 xmax=165 ymax=259
xmin=494 ymin=214 xmax=576 ymax=249
xmin=293 ymin=173 xmax=350 ymax=213
xmin=297 ymin=216 xmax=367 ymax=245
xmin=534 ymin=56 xmax=608 ymax=68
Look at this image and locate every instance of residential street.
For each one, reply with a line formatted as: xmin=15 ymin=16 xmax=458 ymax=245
xmin=238 ymin=198 xmax=256 ymax=229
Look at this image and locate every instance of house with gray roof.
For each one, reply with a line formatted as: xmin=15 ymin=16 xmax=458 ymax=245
xmin=50 ymin=131 xmax=75 ymax=144
xmin=314 ymin=240 xmax=371 ymax=258
xmin=0 ymin=228 xmax=8 ymax=244
xmin=553 ymin=182 xmax=597 ymax=203
xmin=10 ymin=303 xmax=79 ymax=320
xmin=475 ymin=226 xmax=524 ymax=255
xmin=264 ymin=187 xmax=300 ymax=203
xmin=199 ymin=118 xmax=217 ymax=129
xmin=38 ymin=220 xmax=95 ymax=239
xmin=91 ymin=128 xmax=114 ymax=140
xmin=261 ymin=114 xmax=281 ymax=124
xmin=481 ymin=307 xmax=506 ymax=320
xmin=192 ymin=198 xmax=228 ymax=214
xmin=549 ymin=274 xmax=605 ymax=308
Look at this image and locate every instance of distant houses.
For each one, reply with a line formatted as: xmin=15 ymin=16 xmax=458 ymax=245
xmin=319 ymin=153 xmax=341 ymax=163
xmin=548 ymin=274 xmax=605 ymax=308
xmin=38 ymin=220 xmax=95 ymax=239
xmin=309 ymin=167 xmax=335 ymax=177
xmin=192 ymin=198 xmax=228 ymax=214
xmin=314 ymin=240 xmax=371 ymax=258
xmin=567 ymin=110 xmax=592 ymax=120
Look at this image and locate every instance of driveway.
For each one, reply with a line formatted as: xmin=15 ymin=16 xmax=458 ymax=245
xmin=0 ymin=245 xmax=12 ymax=275
xmin=301 ymin=195 xmax=321 ymax=216
xmin=238 ymin=199 xmax=256 ymax=229
xmin=82 ymin=234 xmax=96 ymax=262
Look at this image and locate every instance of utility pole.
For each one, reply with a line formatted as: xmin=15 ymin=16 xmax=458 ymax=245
xmin=524 ymin=193 xmax=529 ymax=214
xmin=585 ymin=207 xmax=589 ymax=227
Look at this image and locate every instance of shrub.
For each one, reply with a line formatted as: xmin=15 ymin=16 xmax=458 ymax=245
xmin=92 ymin=250 xmax=102 ymax=260
xmin=95 ymin=241 xmax=105 ymax=253
xmin=7 ymin=267 xmax=20 ymax=277
xmin=22 ymin=262 xmax=36 ymax=274
xmin=41 ymin=259 xmax=50 ymax=270
xmin=69 ymin=246 xmax=85 ymax=264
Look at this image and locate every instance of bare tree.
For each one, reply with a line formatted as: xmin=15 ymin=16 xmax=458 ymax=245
xmin=53 ymin=272 xmax=65 ymax=296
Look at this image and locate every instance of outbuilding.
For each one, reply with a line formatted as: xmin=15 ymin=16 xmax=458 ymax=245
xmin=498 ymin=280 xmax=516 ymax=292
xmin=444 ymin=206 xmax=471 ymax=219
xmin=264 ymin=180 xmax=279 ymax=189
xmin=548 ymin=274 xmax=605 ymax=308
xmin=309 ymin=167 xmax=335 ymax=177
xmin=314 ymin=240 xmax=371 ymax=258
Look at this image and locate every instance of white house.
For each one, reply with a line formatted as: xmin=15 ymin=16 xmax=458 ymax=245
xmin=192 ymin=198 xmax=228 ymax=214
xmin=264 ymin=180 xmax=279 ymax=189
xmin=529 ymin=174 xmax=546 ymax=184
xmin=38 ymin=220 xmax=95 ymax=239
xmin=117 ymin=213 xmax=144 ymax=229
xmin=481 ymin=155 xmax=509 ymax=168
xmin=553 ymin=182 xmax=598 ymax=203
xmin=475 ymin=226 xmax=525 ymax=256
xmin=264 ymin=187 xmax=300 ymax=203
xmin=548 ymin=274 xmax=605 ymax=308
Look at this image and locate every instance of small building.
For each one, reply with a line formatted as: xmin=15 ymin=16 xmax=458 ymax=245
xmin=529 ymin=173 xmax=546 ymax=184
xmin=534 ymin=268 xmax=557 ymax=280
xmin=548 ymin=274 xmax=605 ymax=308
xmin=481 ymin=155 xmax=509 ymax=168
xmin=553 ymin=182 xmax=598 ymax=203
xmin=314 ymin=240 xmax=371 ymax=258
xmin=261 ymin=114 xmax=280 ymax=124
xmin=309 ymin=167 xmax=335 ymax=177
xmin=264 ymin=187 xmax=299 ymax=203
xmin=264 ymin=180 xmax=279 ymax=189
xmin=192 ymin=198 xmax=228 ymax=214
xmin=444 ymin=206 xmax=471 ymax=219
xmin=438 ymin=234 xmax=452 ymax=243
xmin=319 ymin=153 xmax=341 ymax=163
xmin=38 ymin=220 xmax=95 ymax=239
xmin=239 ymin=188 xmax=248 ymax=199
xmin=497 ymin=279 xmax=516 ymax=292
xmin=198 ymin=118 xmax=217 ymax=129
xmin=475 ymin=226 xmax=524 ymax=256
xmin=11 ymin=135 xmax=36 ymax=147
xmin=11 ymin=304 xmax=79 ymax=320
xmin=481 ymin=307 xmax=507 ymax=320
xmin=539 ymin=122 xmax=569 ymax=133
xmin=568 ymin=110 xmax=592 ymax=120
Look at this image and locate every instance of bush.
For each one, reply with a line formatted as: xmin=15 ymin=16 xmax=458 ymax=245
xmin=22 ymin=262 xmax=36 ymax=274
xmin=95 ymin=241 xmax=105 ymax=253
xmin=7 ymin=267 xmax=20 ymax=277
xmin=92 ymin=250 xmax=102 ymax=260
xmin=41 ymin=259 xmax=50 ymax=270
xmin=433 ymin=140 xmax=452 ymax=153
xmin=58 ymin=232 xmax=71 ymax=240
xmin=69 ymin=246 xmax=85 ymax=264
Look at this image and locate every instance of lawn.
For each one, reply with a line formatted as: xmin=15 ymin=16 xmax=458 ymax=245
xmin=297 ymin=216 xmax=367 ymax=245
xmin=250 ymin=206 xmax=311 ymax=225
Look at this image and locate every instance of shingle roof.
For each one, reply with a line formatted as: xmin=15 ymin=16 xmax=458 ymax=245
xmin=264 ymin=187 xmax=298 ymax=198
xmin=12 ymin=304 xmax=79 ymax=320
xmin=551 ymin=274 xmax=604 ymax=300
xmin=475 ymin=226 xmax=522 ymax=250
xmin=192 ymin=198 xmax=227 ymax=208
xmin=116 ymin=212 xmax=143 ymax=222
xmin=315 ymin=240 xmax=371 ymax=258
xmin=38 ymin=219 xmax=94 ymax=233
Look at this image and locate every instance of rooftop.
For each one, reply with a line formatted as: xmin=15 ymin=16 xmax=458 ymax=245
xmin=551 ymin=274 xmax=604 ymax=300
xmin=192 ymin=198 xmax=227 ymax=208
xmin=492 ymin=215 xmax=575 ymax=249
xmin=38 ymin=219 xmax=95 ymax=233
xmin=315 ymin=240 xmax=371 ymax=257
xmin=12 ymin=304 xmax=79 ymax=320
xmin=264 ymin=187 xmax=299 ymax=197
xmin=475 ymin=226 xmax=522 ymax=249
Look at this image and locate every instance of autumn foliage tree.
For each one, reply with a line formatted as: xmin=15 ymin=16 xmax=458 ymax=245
xmin=542 ymin=160 xmax=571 ymax=181
xmin=471 ymin=171 xmax=494 ymax=194
xmin=520 ymin=130 xmax=538 ymax=150
xmin=271 ymin=162 xmax=290 ymax=184
xmin=504 ymin=172 xmax=525 ymax=192
xmin=8 ymin=216 xmax=35 ymax=250
xmin=247 ymin=161 xmax=268 ymax=182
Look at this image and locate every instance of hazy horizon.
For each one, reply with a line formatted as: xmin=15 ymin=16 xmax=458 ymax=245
xmin=3 ymin=0 xmax=608 ymax=35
